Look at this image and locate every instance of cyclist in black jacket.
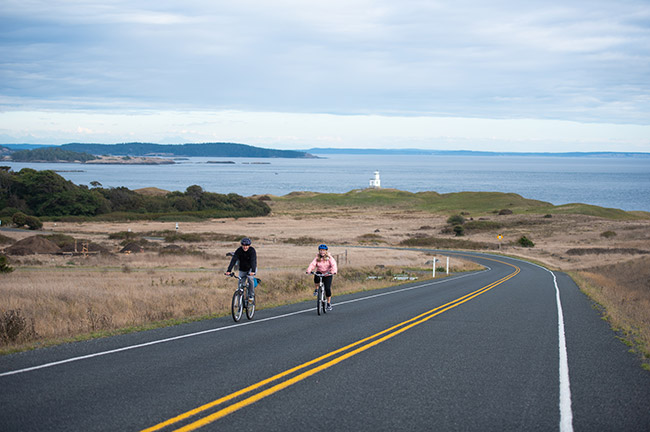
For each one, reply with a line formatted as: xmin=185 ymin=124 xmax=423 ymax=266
xmin=226 ymin=237 xmax=257 ymax=303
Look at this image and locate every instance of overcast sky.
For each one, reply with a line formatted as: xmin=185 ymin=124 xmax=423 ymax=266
xmin=1 ymin=0 xmax=649 ymax=152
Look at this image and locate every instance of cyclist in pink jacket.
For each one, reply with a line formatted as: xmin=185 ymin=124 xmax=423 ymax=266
xmin=306 ymin=244 xmax=338 ymax=311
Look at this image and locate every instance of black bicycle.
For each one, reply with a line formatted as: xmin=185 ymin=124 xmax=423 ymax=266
xmin=226 ymin=273 xmax=255 ymax=322
xmin=310 ymin=272 xmax=332 ymax=316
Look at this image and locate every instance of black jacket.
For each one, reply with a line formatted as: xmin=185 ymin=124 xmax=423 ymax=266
xmin=227 ymin=246 xmax=257 ymax=273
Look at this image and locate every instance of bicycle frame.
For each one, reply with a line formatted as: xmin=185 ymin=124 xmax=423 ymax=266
xmin=310 ymin=272 xmax=332 ymax=315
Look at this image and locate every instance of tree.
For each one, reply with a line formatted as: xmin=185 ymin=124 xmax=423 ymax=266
xmin=12 ymin=212 xmax=42 ymax=230
xmin=447 ymin=214 xmax=465 ymax=225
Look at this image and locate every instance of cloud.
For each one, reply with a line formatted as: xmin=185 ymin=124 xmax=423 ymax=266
xmin=0 ymin=1 xmax=649 ymax=150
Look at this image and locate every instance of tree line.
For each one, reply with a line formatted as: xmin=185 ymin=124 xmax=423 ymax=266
xmin=9 ymin=147 xmax=98 ymax=162
xmin=0 ymin=167 xmax=270 ymax=228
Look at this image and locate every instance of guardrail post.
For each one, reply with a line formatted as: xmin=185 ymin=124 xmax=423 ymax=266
xmin=433 ymin=257 xmax=436 ymax=278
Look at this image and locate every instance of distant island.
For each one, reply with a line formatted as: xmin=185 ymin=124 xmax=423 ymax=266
xmin=305 ymin=148 xmax=650 ymax=157
xmin=0 ymin=142 xmax=315 ymax=159
xmin=2 ymin=147 xmax=174 ymax=164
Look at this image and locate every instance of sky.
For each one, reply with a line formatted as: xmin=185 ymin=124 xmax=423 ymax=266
xmin=1 ymin=0 xmax=649 ymax=152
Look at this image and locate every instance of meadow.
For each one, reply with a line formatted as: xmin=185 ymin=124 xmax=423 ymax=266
xmin=1 ymin=189 xmax=649 ymax=369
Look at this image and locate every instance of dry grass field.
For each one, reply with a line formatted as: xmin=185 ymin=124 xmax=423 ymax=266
xmin=1 ymin=198 xmax=649 ymax=368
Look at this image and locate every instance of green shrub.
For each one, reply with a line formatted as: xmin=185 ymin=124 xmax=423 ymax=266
xmin=26 ymin=215 xmax=42 ymax=230
xmin=447 ymin=214 xmax=465 ymax=225
xmin=453 ymin=225 xmax=465 ymax=236
xmin=600 ymin=230 xmax=617 ymax=238
xmin=0 ymin=309 xmax=36 ymax=344
xmin=517 ymin=236 xmax=535 ymax=247
xmin=0 ymin=255 xmax=14 ymax=274
xmin=11 ymin=212 xmax=28 ymax=227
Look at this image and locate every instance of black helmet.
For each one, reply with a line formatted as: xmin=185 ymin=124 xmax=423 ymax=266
xmin=318 ymin=244 xmax=328 ymax=250
xmin=241 ymin=237 xmax=252 ymax=246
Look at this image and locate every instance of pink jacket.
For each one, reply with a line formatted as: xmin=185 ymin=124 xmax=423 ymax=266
xmin=307 ymin=254 xmax=338 ymax=274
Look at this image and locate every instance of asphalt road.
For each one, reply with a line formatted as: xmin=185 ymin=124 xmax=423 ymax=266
xmin=1 ymin=251 xmax=649 ymax=431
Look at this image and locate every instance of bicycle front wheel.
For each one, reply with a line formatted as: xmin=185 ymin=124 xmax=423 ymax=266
xmin=231 ymin=290 xmax=243 ymax=322
xmin=316 ymin=285 xmax=322 ymax=316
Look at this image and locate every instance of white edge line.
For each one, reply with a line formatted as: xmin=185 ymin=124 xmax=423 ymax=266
xmin=0 ymin=270 xmax=487 ymax=378
xmin=514 ymin=254 xmax=573 ymax=432
xmin=551 ymin=270 xmax=574 ymax=432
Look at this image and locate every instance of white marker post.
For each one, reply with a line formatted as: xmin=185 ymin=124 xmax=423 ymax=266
xmin=432 ymin=257 xmax=436 ymax=278
xmin=446 ymin=256 xmax=449 ymax=275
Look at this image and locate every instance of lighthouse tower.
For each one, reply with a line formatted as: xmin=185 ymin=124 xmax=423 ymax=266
xmin=369 ymin=171 xmax=381 ymax=189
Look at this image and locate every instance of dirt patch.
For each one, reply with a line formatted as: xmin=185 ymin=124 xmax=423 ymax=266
xmin=3 ymin=236 xmax=61 ymax=255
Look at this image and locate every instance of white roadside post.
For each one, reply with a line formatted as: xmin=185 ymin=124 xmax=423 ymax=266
xmin=433 ymin=257 xmax=436 ymax=278
xmin=446 ymin=256 xmax=450 ymax=275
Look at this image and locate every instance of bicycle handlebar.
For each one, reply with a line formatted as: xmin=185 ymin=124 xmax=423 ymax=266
xmin=308 ymin=271 xmax=334 ymax=277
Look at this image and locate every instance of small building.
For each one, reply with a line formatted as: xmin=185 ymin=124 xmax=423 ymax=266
xmin=369 ymin=171 xmax=381 ymax=188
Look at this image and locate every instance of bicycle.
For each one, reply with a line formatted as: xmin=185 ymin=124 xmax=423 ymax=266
xmin=310 ymin=272 xmax=332 ymax=316
xmin=226 ymin=273 xmax=255 ymax=322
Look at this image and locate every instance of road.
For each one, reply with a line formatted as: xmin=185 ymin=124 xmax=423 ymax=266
xmin=1 ymin=252 xmax=649 ymax=431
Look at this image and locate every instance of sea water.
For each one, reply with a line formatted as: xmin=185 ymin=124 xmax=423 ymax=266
xmin=4 ymin=154 xmax=650 ymax=212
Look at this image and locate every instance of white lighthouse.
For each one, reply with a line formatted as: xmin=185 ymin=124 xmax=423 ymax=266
xmin=369 ymin=171 xmax=381 ymax=189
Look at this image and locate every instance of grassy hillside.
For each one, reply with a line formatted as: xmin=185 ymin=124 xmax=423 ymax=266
xmin=271 ymin=188 xmax=649 ymax=220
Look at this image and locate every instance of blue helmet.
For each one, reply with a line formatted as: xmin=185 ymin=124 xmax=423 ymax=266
xmin=318 ymin=244 xmax=328 ymax=250
xmin=241 ymin=237 xmax=252 ymax=246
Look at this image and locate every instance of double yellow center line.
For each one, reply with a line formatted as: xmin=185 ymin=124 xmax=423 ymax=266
xmin=143 ymin=260 xmax=520 ymax=432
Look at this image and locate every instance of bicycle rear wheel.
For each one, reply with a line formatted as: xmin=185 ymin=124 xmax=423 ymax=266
xmin=321 ymin=288 xmax=327 ymax=314
xmin=246 ymin=297 xmax=255 ymax=320
xmin=231 ymin=290 xmax=243 ymax=322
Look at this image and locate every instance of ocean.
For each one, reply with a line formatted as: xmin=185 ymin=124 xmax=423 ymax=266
xmin=4 ymin=154 xmax=650 ymax=212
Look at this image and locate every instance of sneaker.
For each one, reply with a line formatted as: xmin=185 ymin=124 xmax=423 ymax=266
xmin=248 ymin=297 xmax=254 ymax=303
xmin=326 ymin=303 xmax=332 ymax=311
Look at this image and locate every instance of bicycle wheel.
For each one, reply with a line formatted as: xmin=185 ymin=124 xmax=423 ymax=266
xmin=246 ymin=296 xmax=255 ymax=320
xmin=316 ymin=285 xmax=322 ymax=315
xmin=231 ymin=290 xmax=243 ymax=322
xmin=321 ymin=286 xmax=327 ymax=315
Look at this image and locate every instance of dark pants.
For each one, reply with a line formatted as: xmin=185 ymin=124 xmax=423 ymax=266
xmin=239 ymin=270 xmax=255 ymax=298
xmin=314 ymin=274 xmax=333 ymax=298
